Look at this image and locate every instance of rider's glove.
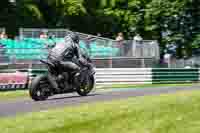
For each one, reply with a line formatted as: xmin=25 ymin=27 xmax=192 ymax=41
xmin=79 ymin=57 xmax=87 ymax=66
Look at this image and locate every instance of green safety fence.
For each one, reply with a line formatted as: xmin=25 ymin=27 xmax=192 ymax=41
xmin=152 ymin=68 xmax=199 ymax=83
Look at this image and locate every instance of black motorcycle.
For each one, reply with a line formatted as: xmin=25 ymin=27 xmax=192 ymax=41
xmin=29 ymin=53 xmax=96 ymax=101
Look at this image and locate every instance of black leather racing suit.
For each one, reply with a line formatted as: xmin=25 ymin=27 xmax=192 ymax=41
xmin=47 ymin=36 xmax=86 ymax=91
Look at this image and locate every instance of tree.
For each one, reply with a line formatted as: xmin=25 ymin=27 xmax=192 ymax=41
xmin=0 ymin=0 xmax=19 ymax=36
xmin=17 ymin=0 xmax=45 ymax=27
xmin=144 ymin=0 xmax=188 ymax=58
xmin=97 ymin=0 xmax=151 ymax=39
xmin=19 ymin=0 xmax=86 ymax=27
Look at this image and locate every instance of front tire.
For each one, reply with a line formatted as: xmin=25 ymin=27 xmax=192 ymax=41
xmin=76 ymin=75 xmax=95 ymax=96
xmin=29 ymin=75 xmax=50 ymax=101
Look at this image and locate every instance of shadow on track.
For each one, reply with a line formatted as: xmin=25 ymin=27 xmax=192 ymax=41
xmin=47 ymin=93 xmax=100 ymax=101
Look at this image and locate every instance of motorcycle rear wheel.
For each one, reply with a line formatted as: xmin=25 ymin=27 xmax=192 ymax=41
xmin=29 ymin=75 xmax=50 ymax=101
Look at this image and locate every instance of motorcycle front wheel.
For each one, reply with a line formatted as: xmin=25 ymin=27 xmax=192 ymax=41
xmin=76 ymin=75 xmax=95 ymax=96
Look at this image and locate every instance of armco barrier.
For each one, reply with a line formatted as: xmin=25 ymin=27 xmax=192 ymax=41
xmin=0 ymin=68 xmax=199 ymax=90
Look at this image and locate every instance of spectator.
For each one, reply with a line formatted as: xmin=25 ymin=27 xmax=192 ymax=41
xmin=164 ymin=51 xmax=171 ymax=68
xmin=0 ymin=31 xmax=8 ymax=39
xmin=39 ymin=31 xmax=48 ymax=39
xmin=134 ymin=34 xmax=143 ymax=42
xmin=115 ymin=32 xmax=124 ymax=41
xmin=116 ymin=32 xmax=125 ymax=56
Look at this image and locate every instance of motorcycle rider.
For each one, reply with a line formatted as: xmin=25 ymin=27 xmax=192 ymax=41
xmin=47 ymin=32 xmax=88 ymax=93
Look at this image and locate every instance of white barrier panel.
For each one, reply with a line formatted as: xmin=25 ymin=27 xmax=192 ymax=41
xmin=95 ymin=68 xmax=152 ymax=72
xmin=96 ymin=82 xmax=152 ymax=85
xmin=95 ymin=68 xmax=152 ymax=85
xmin=96 ymin=75 xmax=152 ymax=78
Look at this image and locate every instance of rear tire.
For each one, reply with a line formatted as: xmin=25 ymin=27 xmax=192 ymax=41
xmin=76 ymin=75 xmax=95 ymax=96
xmin=29 ymin=75 xmax=50 ymax=101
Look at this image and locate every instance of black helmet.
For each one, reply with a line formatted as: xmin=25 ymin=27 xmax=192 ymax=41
xmin=69 ymin=32 xmax=79 ymax=43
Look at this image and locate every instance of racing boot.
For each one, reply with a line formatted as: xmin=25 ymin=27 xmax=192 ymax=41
xmin=47 ymin=74 xmax=61 ymax=93
xmin=72 ymin=71 xmax=82 ymax=89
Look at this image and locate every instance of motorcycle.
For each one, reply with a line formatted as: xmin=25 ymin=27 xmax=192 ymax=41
xmin=29 ymin=51 xmax=96 ymax=101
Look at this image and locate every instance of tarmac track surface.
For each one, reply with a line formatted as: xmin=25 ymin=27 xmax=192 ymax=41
xmin=0 ymin=85 xmax=200 ymax=118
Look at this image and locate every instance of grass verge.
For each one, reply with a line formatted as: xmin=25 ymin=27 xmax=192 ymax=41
xmin=1 ymin=90 xmax=200 ymax=133
xmin=0 ymin=90 xmax=28 ymax=100
xmin=98 ymin=82 xmax=196 ymax=89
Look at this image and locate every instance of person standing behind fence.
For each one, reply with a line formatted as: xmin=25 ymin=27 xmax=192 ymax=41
xmin=134 ymin=34 xmax=143 ymax=43
xmin=0 ymin=31 xmax=8 ymax=39
xmin=116 ymin=32 xmax=124 ymax=42
xmin=133 ymin=34 xmax=143 ymax=57
xmin=39 ymin=31 xmax=48 ymax=39
xmin=115 ymin=32 xmax=125 ymax=56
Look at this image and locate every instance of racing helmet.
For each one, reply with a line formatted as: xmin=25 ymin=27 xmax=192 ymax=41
xmin=69 ymin=32 xmax=80 ymax=44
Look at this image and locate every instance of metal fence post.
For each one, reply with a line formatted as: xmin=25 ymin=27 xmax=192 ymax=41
xmin=132 ymin=40 xmax=135 ymax=57
xmin=142 ymin=58 xmax=145 ymax=68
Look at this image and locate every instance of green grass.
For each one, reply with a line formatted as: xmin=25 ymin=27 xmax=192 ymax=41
xmin=0 ymin=83 xmax=198 ymax=101
xmin=1 ymin=90 xmax=200 ymax=133
xmin=0 ymin=90 xmax=28 ymax=100
xmin=99 ymin=82 xmax=197 ymax=89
